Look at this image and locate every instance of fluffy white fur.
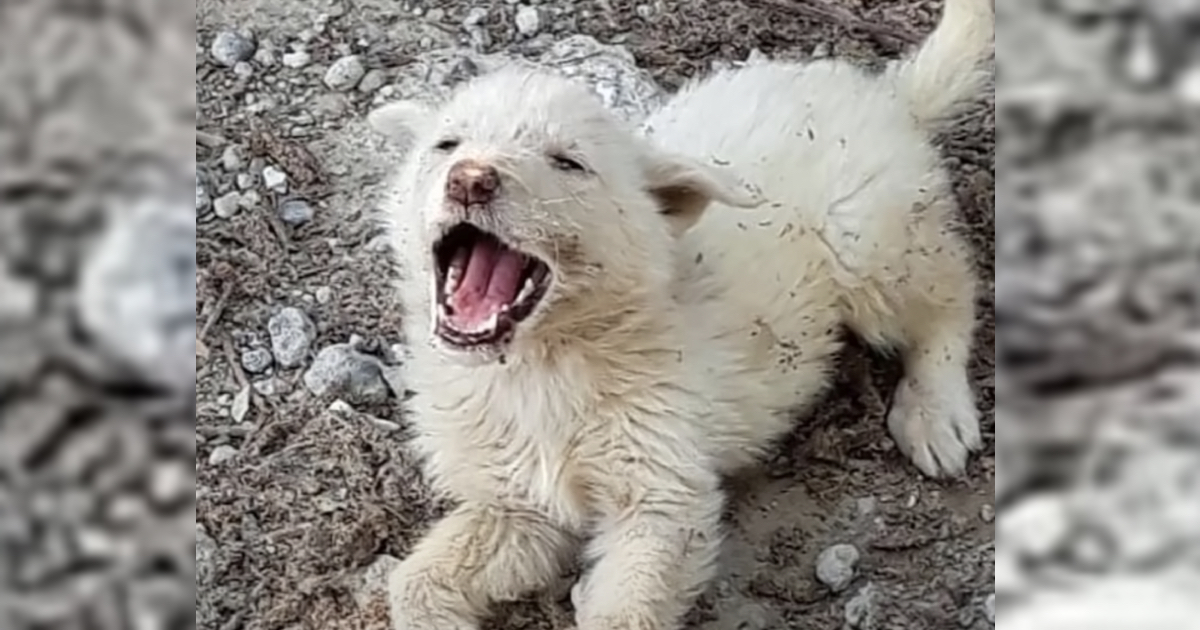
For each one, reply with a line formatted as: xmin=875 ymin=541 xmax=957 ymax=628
xmin=370 ymin=0 xmax=994 ymax=628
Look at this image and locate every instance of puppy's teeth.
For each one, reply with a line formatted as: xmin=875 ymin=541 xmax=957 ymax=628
xmin=515 ymin=278 xmax=535 ymax=304
xmin=485 ymin=312 xmax=498 ymax=331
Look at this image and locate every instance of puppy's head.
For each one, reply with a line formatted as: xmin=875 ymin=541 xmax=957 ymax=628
xmin=371 ymin=68 xmax=760 ymax=358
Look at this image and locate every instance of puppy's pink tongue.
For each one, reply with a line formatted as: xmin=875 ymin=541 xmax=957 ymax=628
xmin=448 ymin=241 xmax=525 ymax=328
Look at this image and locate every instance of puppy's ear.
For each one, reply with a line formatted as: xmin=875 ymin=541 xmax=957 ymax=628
xmin=640 ymin=149 xmax=763 ymax=237
xmin=367 ymin=100 xmax=434 ymax=146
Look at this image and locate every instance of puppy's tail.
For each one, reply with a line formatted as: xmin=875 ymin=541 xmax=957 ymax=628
xmin=889 ymin=0 xmax=994 ymax=130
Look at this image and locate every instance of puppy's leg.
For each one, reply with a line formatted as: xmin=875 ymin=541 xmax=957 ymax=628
xmin=841 ymin=202 xmax=982 ymax=478
xmin=573 ymin=484 xmax=724 ymax=630
xmin=389 ymin=502 xmax=574 ymax=630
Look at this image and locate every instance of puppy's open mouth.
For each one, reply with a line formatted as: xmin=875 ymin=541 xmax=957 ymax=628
xmin=433 ymin=223 xmax=552 ymax=348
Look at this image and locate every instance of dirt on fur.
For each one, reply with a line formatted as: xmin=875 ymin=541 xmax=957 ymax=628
xmin=194 ymin=1 xmax=996 ymax=629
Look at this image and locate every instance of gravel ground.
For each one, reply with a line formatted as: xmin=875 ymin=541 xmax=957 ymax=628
xmin=194 ymin=1 xmax=995 ymax=630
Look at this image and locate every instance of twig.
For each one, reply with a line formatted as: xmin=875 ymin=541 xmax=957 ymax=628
xmin=747 ymin=0 xmax=922 ymax=46
xmin=222 ymin=335 xmax=251 ymax=392
xmin=197 ymin=130 xmax=229 ymax=148
xmin=199 ymin=283 xmax=235 ymax=342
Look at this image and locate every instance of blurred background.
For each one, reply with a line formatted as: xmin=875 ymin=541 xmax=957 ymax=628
xmin=0 ymin=1 xmax=196 ymax=628
xmin=996 ymin=0 xmax=1200 ymax=625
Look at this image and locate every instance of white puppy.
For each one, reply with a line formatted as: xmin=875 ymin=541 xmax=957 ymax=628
xmin=369 ymin=0 xmax=993 ymax=628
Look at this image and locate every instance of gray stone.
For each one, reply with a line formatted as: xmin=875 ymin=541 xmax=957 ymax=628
xmin=358 ymin=69 xmax=387 ymax=94
xmin=221 ymin=145 xmax=244 ymax=171
xmin=0 ymin=265 xmax=38 ymax=323
xmin=983 ymin=593 xmax=994 ymax=625
xmin=268 ymin=307 xmax=316 ymax=369
xmin=208 ymin=445 xmax=239 ymax=467
xmin=303 ymin=343 xmax=390 ymax=405
xmin=196 ymin=180 xmax=211 ymax=211
xmin=262 ymin=165 xmax=288 ymax=192
xmin=815 ymin=543 xmax=860 ymax=592
xmin=324 ymin=55 xmax=366 ymax=91
xmin=211 ymin=31 xmax=256 ymax=67
xmin=233 ymin=61 xmax=254 ymax=78
xmin=213 ymin=191 xmax=242 ymax=219
xmin=515 ymin=6 xmax=541 ymax=36
xmin=282 ymin=50 xmax=312 ymax=69
xmin=78 ymin=183 xmax=197 ymax=391
xmin=278 ymin=198 xmax=315 ymax=226
xmin=241 ymin=348 xmax=273 ymax=373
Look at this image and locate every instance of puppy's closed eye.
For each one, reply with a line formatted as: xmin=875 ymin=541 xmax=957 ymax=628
xmin=434 ymin=138 xmax=462 ymax=152
xmin=549 ymin=153 xmax=588 ymax=173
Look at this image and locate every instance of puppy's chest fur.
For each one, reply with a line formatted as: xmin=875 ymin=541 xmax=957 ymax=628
xmin=410 ymin=356 xmax=685 ymax=531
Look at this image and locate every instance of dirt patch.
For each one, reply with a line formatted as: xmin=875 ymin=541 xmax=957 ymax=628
xmin=194 ymin=1 xmax=996 ymax=629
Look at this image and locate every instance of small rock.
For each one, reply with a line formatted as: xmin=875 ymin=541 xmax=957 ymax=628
xmin=253 ymin=44 xmax=277 ymax=67
xmin=212 ymin=191 xmax=242 ymax=219
xmin=230 ymin=385 xmax=252 ymax=423
xmin=211 ymin=31 xmax=256 ymax=67
xmin=281 ymin=50 xmax=312 ymax=69
xmin=324 ymin=55 xmax=366 ymax=91
xmin=844 ymin=583 xmax=878 ymax=629
xmin=303 ymin=343 xmax=390 ymax=405
xmin=278 ymin=198 xmax=314 ymax=226
xmin=981 ymin=504 xmax=995 ymax=523
xmin=1001 ymin=493 xmax=1070 ymax=559
xmin=236 ymin=173 xmax=255 ymax=189
xmin=253 ymin=377 xmax=280 ymax=396
xmin=0 ymin=267 xmax=39 ymax=323
xmin=314 ymin=286 xmax=334 ymax=305
xmin=815 ymin=543 xmax=860 ymax=592
xmin=358 ymin=69 xmax=387 ymax=94
xmin=196 ymin=181 xmax=211 ymax=211
xmin=515 ymin=6 xmax=541 ymax=36
xmin=239 ymin=190 xmax=261 ymax=210
xmin=262 ymin=165 xmax=288 ymax=192
xmin=208 ymin=445 xmax=239 ymax=467
xmin=78 ymin=182 xmax=197 ymax=391
xmin=268 ymin=307 xmax=316 ymax=369
xmin=221 ymin=146 xmax=244 ymax=171
xmin=983 ymin=593 xmax=994 ymax=624
xmin=233 ymin=61 xmax=254 ymax=78
xmin=241 ymin=348 xmax=273 ymax=373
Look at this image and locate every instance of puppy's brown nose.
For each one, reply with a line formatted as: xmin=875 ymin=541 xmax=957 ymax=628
xmin=445 ymin=160 xmax=500 ymax=207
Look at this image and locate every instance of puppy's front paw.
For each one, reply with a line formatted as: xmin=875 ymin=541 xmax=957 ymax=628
xmin=887 ymin=375 xmax=982 ymax=478
xmin=387 ymin=566 xmax=476 ymax=630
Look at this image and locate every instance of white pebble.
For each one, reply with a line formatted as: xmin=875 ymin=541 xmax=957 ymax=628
xmin=815 ymin=543 xmax=860 ymax=592
xmin=278 ymin=198 xmax=314 ymax=226
xmin=1001 ymin=492 xmax=1071 ymax=559
xmin=241 ymin=348 xmax=273 ymax=373
xmin=208 ymin=445 xmax=239 ymax=466
xmin=515 ymin=6 xmax=541 ymax=36
xmin=983 ymin=593 xmax=994 ymax=624
xmin=324 ymin=55 xmax=366 ymax=91
xmin=213 ymin=192 xmax=243 ymax=219
xmin=268 ymin=307 xmax=316 ymax=368
xmin=233 ymin=61 xmax=254 ymax=78
xmin=221 ymin=145 xmax=244 ymax=171
xmin=281 ymin=50 xmax=312 ymax=69
xmin=262 ymin=165 xmax=289 ymax=192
